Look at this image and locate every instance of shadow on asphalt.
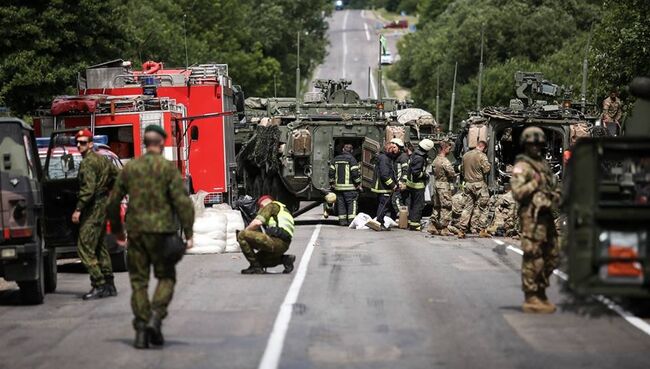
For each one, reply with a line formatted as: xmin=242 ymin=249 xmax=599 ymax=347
xmin=0 ymin=289 xmax=23 ymax=306
xmin=106 ymin=338 xmax=191 ymax=349
xmin=58 ymin=262 xmax=87 ymax=274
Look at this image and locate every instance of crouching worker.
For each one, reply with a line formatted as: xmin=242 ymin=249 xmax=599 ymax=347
xmin=237 ymin=195 xmax=296 ymax=274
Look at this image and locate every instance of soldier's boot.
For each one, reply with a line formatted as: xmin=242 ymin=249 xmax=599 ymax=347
xmin=282 ymin=254 xmax=296 ymax=274
xmin=104 ymin=275 xmax=118 ymax=297
xmin=439 ymin=228 xmax=452 ymax=236
xmin=134 ymin=322 xmax=149 ymax=349
xmin=82 ymin=284 xmax=110 ymax=300
xmin=479 ymin=229 xmax=492 ymax=238
xmin=147 ymin=311 xmax=164 ymax=346
xmin=427 ymin=222 xmax=439 ymax=235
xmin=241 ymin=263 xmax=266 ymax=274
xmin=536 ymin=289 xmax=557 ymax=313
xmin=522 ymin=293 xmax=555 ymax=314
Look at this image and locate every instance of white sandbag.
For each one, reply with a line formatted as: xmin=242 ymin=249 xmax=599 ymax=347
xmin=204 ymin=229 xmax=227 ymax=240
xmin=190 ymin=191 xmax=208 ymax=216
xmin=383 ymin=216 xmax=398 ymax=228
xmin=212 ymin=203 xmax=232 ymax=211
xmin=225 ymin=240 xmax=241 ymax=253
xmin=225 ymin=210 xmax=245 ymax=233
xmin=188 ymin=234 xmax=226 ymax=254
xmin=193 ymin=215 xmax=227 ymax=234
xmin=349 ymin=212 xmax=372 ymax=230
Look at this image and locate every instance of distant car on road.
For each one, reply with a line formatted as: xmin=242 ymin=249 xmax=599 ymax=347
xmin=381 ymin=52 xmax=394 ymax=65
xmin=335 ymin=0 xmax=343 ymax=10
xmin=38 ymin=132 xmax=128 ymax=272
xmin=384 ymin=20 xmax=408 ymax=29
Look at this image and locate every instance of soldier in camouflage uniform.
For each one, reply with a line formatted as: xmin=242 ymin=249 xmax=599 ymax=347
xmin=447 ymin=191 xmax=468 ymax=234
xmin=71 ymin=129 xmax=118 ymax=300
xmin=453 ymin=141 xmax=491 ymax=238
xmin=510 ymin=126 xmax=560 ymax=314
xmin=428 ymin=141 xmax=456 ymax=236
xmin=486 ymin=186 xmax=519 ymax=237
xmin=107 ymin=125 xmax=195 ymax=349
xmin=237 ymin=195 xmax=295 ymax=274
xmin=602 ymin=89 xmax=623 ymax=136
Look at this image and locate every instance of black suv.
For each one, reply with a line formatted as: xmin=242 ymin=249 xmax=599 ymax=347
xmin=0 ymin=118 xmax=57 ymax=304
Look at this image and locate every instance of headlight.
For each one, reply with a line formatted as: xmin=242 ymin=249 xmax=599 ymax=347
xmin=1 ymin=248 xmax=17 ymax=259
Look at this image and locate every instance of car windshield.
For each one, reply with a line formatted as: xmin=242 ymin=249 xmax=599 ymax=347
xmin=42 ymin=152 xmax=82 ymax=179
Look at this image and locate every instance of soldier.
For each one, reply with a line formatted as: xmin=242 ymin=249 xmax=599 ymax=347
xmin=452 ymin=140 xmax=490 ymax=238
xmin=71 ymin=129 xmax=118 ymax=300
xmin=371 ymin=142 xmax=399 ymax=228
xmin=486 ymin=185 xmax=519 ymax=237
xmin=510 ymin=126 xmax=560 ymax=314
xmin=391 ymin=138 xmax=409 ymax=216
xmin=107 ymin=125 xmax=195 ymax=349
xmin=328 ymin=144 xmax=361 ymax=226
xmin=406 ymin=139 xmax=434 ymax=231
xmin=429 ymin=141 xmax=456 ymax=235
xmin=237 ymin=195 xmax=296 ymax=274
xmin=602 ymin=89 xmax=622 ymax=136
xmin=447 ymin=191 xmax=468 ymax=234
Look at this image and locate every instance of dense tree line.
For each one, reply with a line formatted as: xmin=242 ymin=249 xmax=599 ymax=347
xmin=353 ymin=0 xmax=649 ymax=129
xmin=0 ymin=0 xmax=331 ymax=115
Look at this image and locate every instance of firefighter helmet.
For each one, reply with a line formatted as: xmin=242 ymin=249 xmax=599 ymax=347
xmin=324 ymin=192 xmax=337 ymax=204
xmin=390 ymin=138 xmax=404 ymax=148
xmin=418 ymin=139 xmax=434 ymax=151
xmin=520 ymin=126 xmax=546 ymax=145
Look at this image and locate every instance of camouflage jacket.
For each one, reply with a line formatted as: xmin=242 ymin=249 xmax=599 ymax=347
xmin=107 ymin=152 xmax=194 ymax=237
xmin=602 ymin=97 xmax=622 ymax=123
xmin=510 ymin=154 xmax=559 ymax=214
xmin=462 ymin=148 xmax=490 ymax=183
xmin=432 ymin=155 xmax=456 ymax=186
xmin=76 ymin=150 xmax=117 ymax=211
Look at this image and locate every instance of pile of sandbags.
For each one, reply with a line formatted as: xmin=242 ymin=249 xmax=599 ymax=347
xmin=186 ymin=194 xmax=245 ymax=254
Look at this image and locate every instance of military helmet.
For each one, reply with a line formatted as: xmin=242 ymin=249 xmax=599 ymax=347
xmin=418 ymin=138 xmax=434 ymax=151
xmin=324 ymin=192 xmax=337 ymax=204
xmin=520 ymin=126 xmax=546 ymax=145
xmin=390 ymin=138 xmax=404 ymax=148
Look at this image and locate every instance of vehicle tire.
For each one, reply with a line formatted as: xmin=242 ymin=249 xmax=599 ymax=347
xmin=18 ymin=251 xmax=45 ymax=305
xmin=44 ymin=247 xmax=58 ymax=293
xmin=111 ymin=249 xmax=128 ymax=273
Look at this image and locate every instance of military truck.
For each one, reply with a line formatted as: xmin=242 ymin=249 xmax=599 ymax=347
xmin=455 ymin=72 xmax=599 ymax=193
xmin=566 ymin=77 xmax=650 ymax=298
xmin=0 ymin=118 xmax=57 ymax=304
xmin=237 ymin=79 xmax=428 ymax=213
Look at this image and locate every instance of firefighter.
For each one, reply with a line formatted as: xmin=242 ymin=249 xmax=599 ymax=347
xmin=322 ymin=192 xmax=337 ymax=219
xmin=371 ymin=142 xmax=400 ymax=228
xmin=328 ymin=144 xmax=362 ymax=226
xmin=237 ymin=195 xmax=296 ymax=275
xmin=406 ymin=139 xmax=434 ymax=231
xmin=391 ymin=138 xmax=409 ymax=216
xmin=71 ymin=129 xmax=118 ymax=300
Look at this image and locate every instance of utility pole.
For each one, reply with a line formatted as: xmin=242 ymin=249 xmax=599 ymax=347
xmin=367 ymin=66 xmax=372 ymax=99
xmin=477 ymin=24 xmax=484 ymax=111
xmin=274 ymin=74 xmax=277 ymax=98
xmin=295 ymin=31 xmax=301 ymax=100
xmin=378 ymin=34 xmax=387 ymax=101
xmin=183 ymin=14 xmax=189 ymax=69
xmin=580 ymin=30 xmax=593 ymax=112
xmin=449 ymin=62 xmax=458 ymax=132
xmin=436 ymin=67 xmax=440 ymax=124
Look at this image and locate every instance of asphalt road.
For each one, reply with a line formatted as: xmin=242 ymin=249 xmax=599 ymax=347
xmin=2 ymin=9 xmax=650 ymax=369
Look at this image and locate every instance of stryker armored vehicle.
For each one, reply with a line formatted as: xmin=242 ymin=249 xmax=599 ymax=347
xmin=455 ymin=71 xmax=601 ymax=193
xmin=566 ymin=77 xmax=650 ymax=298
xmin=237 ymin=79 xmax=438 ymax=213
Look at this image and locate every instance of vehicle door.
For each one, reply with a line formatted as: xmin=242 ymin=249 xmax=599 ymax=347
xmin=361 ymin=137 xmax=380 ymax=188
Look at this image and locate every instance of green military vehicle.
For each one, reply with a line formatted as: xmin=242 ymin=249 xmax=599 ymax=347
xmin=0 ymin=118 xmax=57 ymax=304
xmin=237 ymin=79 xmax=430 ymax=213
xmin=455 ymin=72 xmax=600 ymax=193
xmin=566 ymin=77 xmax=650 ymax=298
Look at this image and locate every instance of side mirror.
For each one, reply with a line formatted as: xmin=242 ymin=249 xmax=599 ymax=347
xmin=190 ymin=126 xmax=199 ymax=141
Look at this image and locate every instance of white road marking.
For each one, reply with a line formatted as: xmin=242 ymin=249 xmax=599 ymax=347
xmin=341 ymin=10 xmax=349 ymax=79
xmin=361 ymin=10 xmax=366 ymax=18
xmin=364 ymin=23 xmax=371 ymax=41
xmin=258 ymin=225 xmax=322 ymax=369
xmin=497 ymin=240 xmax=650 ymax=337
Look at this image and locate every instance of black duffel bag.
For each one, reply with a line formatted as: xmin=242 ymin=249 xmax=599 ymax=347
xmin=163 ymin=232 xmax=186 ymax=264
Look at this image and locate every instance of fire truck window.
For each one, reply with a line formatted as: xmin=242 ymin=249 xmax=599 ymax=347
xmin=191 ymin=126 xmax=199 ymax=141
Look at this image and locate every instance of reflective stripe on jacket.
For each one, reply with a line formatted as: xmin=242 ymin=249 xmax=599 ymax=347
xmin=371 ymin=151 xmax=396 ymax=193
xmin=328 ymin=152 xmax=361 ymax=191
xmin=267 ymin=201 xmax=295 ymax=238
xmin=406 ymin=150 xmax=428 ymax=189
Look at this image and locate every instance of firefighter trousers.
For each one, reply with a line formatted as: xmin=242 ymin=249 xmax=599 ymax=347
xmin=408 ymin=188 xmax=425 ymax=230
xmin=335 ymin=190 xmax=358 ymax=225
xmin=375 ymin=193 xmax=392 ymax=222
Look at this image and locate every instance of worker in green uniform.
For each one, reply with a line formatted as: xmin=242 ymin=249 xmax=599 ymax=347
xmin=107 ymin=125 xmax=195 ymax=349
xmin=71 ymin=129 xmax=118 ymax=300
xmin=237 ymin=195 xmax=296 ymax=275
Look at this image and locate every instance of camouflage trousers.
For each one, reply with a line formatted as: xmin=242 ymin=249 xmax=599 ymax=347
xmin=487 ymin=209 xmax=518 ymax=236
xmin=77 ymin=200 xmax=113 ymax=287
xmin=520 ymin=212 xmax=559 ymax=293
xmin=457 ymin=181 xmax=489 ymax=232
xmin=431 ymin=184 xmax=453 ymax=228
xmin=127 ymin=233 xmax=176 ymax=328
xmin=237 ymin=229 xmax=290 ymax=268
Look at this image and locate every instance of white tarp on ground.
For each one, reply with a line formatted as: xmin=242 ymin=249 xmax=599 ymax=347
xmin=186 ymin=191 xmax=245 ymax=254
xmin=348 ymin=213 xmax=398 ymax=230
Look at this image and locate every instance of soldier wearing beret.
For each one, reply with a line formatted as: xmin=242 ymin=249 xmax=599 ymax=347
xmin=107 ymin=124 xmax=195 ymax=349
xmin=71 ymin=129 xmax=118 ymax=300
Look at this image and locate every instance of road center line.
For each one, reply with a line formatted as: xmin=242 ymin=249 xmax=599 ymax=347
xmin=497 ymin=240 xmax=650 ymax=337
xmin=258 ymin=224 xmax=322 ymax=369
xmin=364 ymin=23 xmax=371 ymax=41
xmin=341 ymin=10 xmax=349 ymax=78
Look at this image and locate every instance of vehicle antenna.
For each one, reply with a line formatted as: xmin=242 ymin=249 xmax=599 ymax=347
xmin=477 ymin=24 xmax=484 ymax=111
xmin=368 ymin=66 xmax=372 ymax=99
xmin=580 ymin=28 xmax=593 ymax=112
xmin=449 ymin=62 xmax=458 ymax=132
xmin=183 ymin=14 xmax=189 ymax=69
xmin=436 ymin=66 xmax=440 ymax=124
xmin=296 ymin=31 xmax=301 ymax=102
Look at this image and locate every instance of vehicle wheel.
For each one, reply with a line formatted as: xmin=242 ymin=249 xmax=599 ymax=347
xmin=18 ymin=251 xmax=45 ymax=305
xmin=111 ymin=249 xmax=128 ymax=273
xmin=44 ymin=247 xmax=58 ymax=293
xmin=252 ymin=175 xmax=263 ymax=198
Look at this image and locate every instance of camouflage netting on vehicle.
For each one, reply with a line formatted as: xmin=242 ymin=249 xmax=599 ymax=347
xmin=251 ymin=125 xmax=281 ymax=172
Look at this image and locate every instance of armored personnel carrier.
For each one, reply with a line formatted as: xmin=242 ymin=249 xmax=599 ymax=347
xmin=237 ymin=79 xmax=432 ymax=213
xmin=455 ymin=72 xmax=601 ymax=193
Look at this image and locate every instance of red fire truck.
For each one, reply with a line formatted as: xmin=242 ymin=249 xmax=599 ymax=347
xmin=34 ymin=59 xmax=239 ymax=204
